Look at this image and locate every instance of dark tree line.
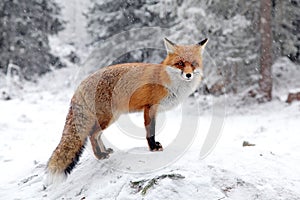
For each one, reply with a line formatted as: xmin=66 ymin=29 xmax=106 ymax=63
xmin=0 ymin=0 xmax=299 ymax=102
xmin=0 ymin=0 xmax=64 ymax=80
xmin=86 ymin=0 xmax=179 ymax=65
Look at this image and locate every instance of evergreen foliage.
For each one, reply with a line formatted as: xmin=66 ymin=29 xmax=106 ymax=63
xmin=0 ymin=0 xmax=64 ymax=80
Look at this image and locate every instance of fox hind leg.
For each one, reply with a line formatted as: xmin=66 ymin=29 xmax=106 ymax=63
xmin=89 ymin=121 xmax=113 ymax=160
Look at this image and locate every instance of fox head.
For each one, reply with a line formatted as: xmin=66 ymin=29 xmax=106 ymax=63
xmin=162 ymin=38 xmax=208 ymax=82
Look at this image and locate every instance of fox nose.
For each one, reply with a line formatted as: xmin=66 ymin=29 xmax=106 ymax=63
xmin=186 ymin=73 xmax=192 ymax=78
xmin=181 ymin=72 xmax=193 ymax=81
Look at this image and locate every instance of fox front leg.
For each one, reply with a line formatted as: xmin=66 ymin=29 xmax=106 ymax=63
xmin=144 ymin=105 xmax=163 ymax=151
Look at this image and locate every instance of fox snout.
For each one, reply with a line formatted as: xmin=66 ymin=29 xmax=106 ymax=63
xmin=181 ymin=68 xmax=203 ymax=81
xmin=180 ymin=65 xmax=193 ymax=81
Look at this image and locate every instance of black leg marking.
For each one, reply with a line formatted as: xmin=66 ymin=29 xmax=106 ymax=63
xmin=144 ymin=105 xmax=163 ymax=151
xmin=149 ymin=116 xmax=156 ymax=137
xmin=147 ymin=136 xmax=163 ymax=151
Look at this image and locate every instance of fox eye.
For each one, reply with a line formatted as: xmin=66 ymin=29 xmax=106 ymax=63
xmin=176 ymin=61 xmax=184 ymax=66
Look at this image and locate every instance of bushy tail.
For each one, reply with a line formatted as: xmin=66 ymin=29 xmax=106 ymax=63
xmin=46 ymin=101 xmax=95 ymax=184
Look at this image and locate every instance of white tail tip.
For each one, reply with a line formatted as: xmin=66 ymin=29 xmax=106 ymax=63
xmin=45 ymin=170 xmax=67 ymax=186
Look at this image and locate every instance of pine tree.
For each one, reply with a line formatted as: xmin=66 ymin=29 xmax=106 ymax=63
xmin=174 ymin=0 xmax=260 ymax=94
xmin=0 ymin=0 xmax=64 ymax=80
xmin=87 ymin=0 xmax=178 ymax=42
xmin=86 ymin=0 xmax=178 ymax=65
xmin=273 ymin=0 xmax=300 ymax=63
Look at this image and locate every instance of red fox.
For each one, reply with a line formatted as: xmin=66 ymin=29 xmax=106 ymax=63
xmin=47 ymin=38 xmax=208 ymax=183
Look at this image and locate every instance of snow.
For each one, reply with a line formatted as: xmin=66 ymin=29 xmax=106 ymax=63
xmin=1 ymin=63 xmax=300 ymax=199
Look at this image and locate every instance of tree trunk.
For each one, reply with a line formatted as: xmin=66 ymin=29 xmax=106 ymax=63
xmin=259 ymin=0 xmax=273 ymax=101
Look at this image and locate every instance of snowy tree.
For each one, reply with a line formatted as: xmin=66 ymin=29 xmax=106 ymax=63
xmin=86 ymin=0 xmax=179 ymax=65
xmin=0 ymin=0 xmax=64 ymax=80
xmin=85 ymin=0 xmax=299 ymax=97
xmin=172 ymin=0 xmax=260 ymax=94
xmin=85 ymin=0 xmax=260 ymax=92
xmin=259 ymin=0 xmax=273 ymax=101
xmin=87 ymin=0 xmax=178 ymax=42
xmin=272 ymin=0 xmax=300 ymax=63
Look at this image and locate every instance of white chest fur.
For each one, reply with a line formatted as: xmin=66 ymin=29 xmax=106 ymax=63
xmin=159 ymin=66 xmax=202 ymax=110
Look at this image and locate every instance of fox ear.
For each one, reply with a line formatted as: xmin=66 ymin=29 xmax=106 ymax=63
xmin=164 ymin=38 xmax=176 ymax=54
xmin=198 ymin=38 xmax=208 ymax=54
xmin=198 ymin=38 xmax=208 ymax=47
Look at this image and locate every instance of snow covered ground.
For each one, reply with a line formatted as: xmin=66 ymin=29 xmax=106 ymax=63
xmin=0 ymin=64 xmax=300 ymax=200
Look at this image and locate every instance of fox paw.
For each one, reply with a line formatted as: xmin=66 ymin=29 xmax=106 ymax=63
xmin=94 ymin=148 xmax=114 ymax=160
xmin=147 ymin=136 xmax=163 ymax=151
xmin=95 ymin=152 xmax=110 ymax=160
xmin=150 ymin=141 xmax=163 ymax=152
